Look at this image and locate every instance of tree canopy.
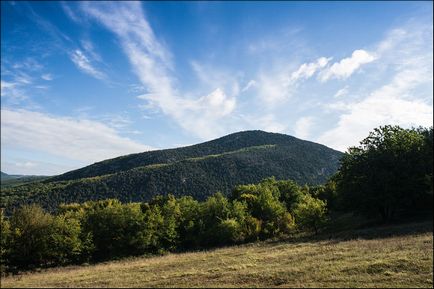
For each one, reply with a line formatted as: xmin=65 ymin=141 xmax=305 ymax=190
xmin=335 ymin=125 xmax=433 ymax=221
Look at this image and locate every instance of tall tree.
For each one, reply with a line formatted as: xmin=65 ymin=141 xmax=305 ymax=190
xmin=336 ymin=125 xmax=433 ymax=221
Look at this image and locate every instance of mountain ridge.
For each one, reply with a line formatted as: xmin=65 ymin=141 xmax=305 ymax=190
xmin=2 ymin=130 xmax=343 ymax=212
xmin=49 ymin=130 xmax=342 ymax=182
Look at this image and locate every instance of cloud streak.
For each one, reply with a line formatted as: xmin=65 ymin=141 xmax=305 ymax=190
xmin=70 ymin=49 xmax=106 ymax=80
xmin=80 ymin=2 xmax=238 ymax=140
xmin=1 ymin=109 xmax=152 ymax=164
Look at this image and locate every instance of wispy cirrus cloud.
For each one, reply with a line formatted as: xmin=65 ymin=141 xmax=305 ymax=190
xmin=1 ymin=63 xmax=35 ymax=102
xmin=70 ymin=49 xmax=106 ymax=80
xmin=41 ymin=73 xmax=53 ymax=81
xmin=79 ymin=1 xmax=239 ymax=140
xmin=255 ymin=57 xmax=330 ymax=106
xmin=334 ymin=86 xmax=349 ymax=98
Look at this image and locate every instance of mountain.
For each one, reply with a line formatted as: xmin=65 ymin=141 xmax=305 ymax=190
xmin=1 ymin=171 xmax=20 ymax=180
xmin=1 ymin=171 xmax=49 ymax=188
xmin=1 ymin=130 xmax=343 ymax=212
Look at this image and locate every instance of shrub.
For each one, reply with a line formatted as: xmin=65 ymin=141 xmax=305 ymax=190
xmin=293 ymin=194 xmax=327 ymax=234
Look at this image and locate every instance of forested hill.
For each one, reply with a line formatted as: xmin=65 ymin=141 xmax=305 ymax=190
xmin=49 ymin=130 xmax=342 ymax=182
xmin=2 ymin=130 xmax=343 ymax=212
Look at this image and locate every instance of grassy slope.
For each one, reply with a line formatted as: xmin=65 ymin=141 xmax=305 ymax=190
xmin=2 ymin=221 xmax=432 ymax=288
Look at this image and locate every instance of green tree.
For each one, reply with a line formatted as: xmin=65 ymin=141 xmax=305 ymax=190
xmin=8 ymin=205 xmax=55 ymax=268
xmin=232 ymin=182 xmax=295 ymax=238
xmin=177 ymin=196 xmax=202 ymax=248
xmin=293 ymin=194 xmax=327 ymax=234
xmin=49 ymin=215 xmax=83 ymax=265
xmin=82 ymin=200 xmax=146 ymax=260
xmin=0 ymin=209 xmax=11 ymax=272
xmin=144 ymin=194 xmax=181 ymax=251
xmin=199 ymin=192 xmax=232 ymax=246
xmin=336 ymin=125 xmax=432 ymax=221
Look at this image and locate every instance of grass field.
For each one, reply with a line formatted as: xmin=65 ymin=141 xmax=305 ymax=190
xmin=2 ymin=221 xmax=432 ymax=288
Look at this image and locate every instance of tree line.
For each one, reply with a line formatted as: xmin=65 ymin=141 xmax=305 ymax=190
xmin=0 ymin=177 xmax=326 ymax=272
xmin=0 ymin=125 xmax=432 ymax=273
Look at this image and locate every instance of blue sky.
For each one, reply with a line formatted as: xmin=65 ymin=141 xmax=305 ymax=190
xmin=1 ymin=1 xmax=433 ymax=175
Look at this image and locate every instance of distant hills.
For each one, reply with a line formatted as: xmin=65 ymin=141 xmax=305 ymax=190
xmin=1 ymin=171 xmax=48 ymax=188
xmin=1 ymin=171 xmax=22 ymax=180
xmin=1 ymin=130 xmax=343 ymax=212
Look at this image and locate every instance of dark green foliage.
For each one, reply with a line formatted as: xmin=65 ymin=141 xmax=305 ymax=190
xmin=49 ymin=131 xmax=342 ymax=182
xmin=80 ymin=200 xmax=147 ymax=260
xmin=176 ymin=196 xmax=202 ymax=248
xmin=5 ymin=205 xmax=83 ymax=269
xmin=2 ymin=131 xmax=342 ymax=213
xmin=0 ymin=177 xmax=309 ymax=272
xmin=199 ymin=192 xmax=234 ymax=246
xmin=7 ymin=205 xmax=55 ymax=268
xmin=307 ymin=178 xmax=339 ymax=211
xmin=0 ymin=209 xmax=11 ymax=271
xmin=335 ymin=125 xmax=433 ymax=221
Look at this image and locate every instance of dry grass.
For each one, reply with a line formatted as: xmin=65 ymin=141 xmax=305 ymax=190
xmin=2 ymin=221 xmax=432 ymax=288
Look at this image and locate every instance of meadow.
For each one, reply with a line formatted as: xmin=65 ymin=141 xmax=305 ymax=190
xmin=2 ymin=221 xmax=432 ymax=288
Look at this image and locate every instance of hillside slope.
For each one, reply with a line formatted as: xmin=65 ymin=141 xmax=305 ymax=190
xmin=50 ymin=130 xmax=342 ymax=182
xmin=2 ymin=130 xmax=343 ymax=211
xmin=2 ymin=221 xmax=432 ymax=288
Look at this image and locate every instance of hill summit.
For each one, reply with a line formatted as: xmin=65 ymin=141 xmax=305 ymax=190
xmin=3 ymin=130 xmax=343 ymax=211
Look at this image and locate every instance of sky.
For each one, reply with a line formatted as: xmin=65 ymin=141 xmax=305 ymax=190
xmin=1 ymin=1 xmax=433 ymax=175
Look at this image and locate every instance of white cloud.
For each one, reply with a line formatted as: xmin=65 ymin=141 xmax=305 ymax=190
xmin=291 ymin=57 xmax=331 ymax=81
xmin=14 ymin=161 xmax=37 ymax=168
xmin=1 ymin=80 xmax=27 ymax=101
xmin=145 ymin=88 xmax=237 ymax=139
xmin=318 ymin=93 xmax=432 ymax=152
xmin=334 ymin=86 xmax=349 ymax=98
xmin=1 ymin=157 xmax=79 ymax=176
xmin=70 ymin=49 xmax=105 ymax=80
xmin=61 ymin=1 xmax=82 ymax=24
xmin=256 ymin=57 xmax=331 ymax=106
xmin=190 ymin=60 xmax=242 ymax=97
xmin=318 ymin=22 xmax=433 ymax=152
xmin=80 ymin=2 xmax=238 ymax=140
xmin=1 ymin=81 xmax=17 ymax=95
xmin=1 ymin=109 xmax=152 ymax=163
xmin=241 ymin=80 xmax=257 ymax=92
xmin=257 ymin=70 xmax=294 ymax=106
xmin=294 ymin=116 xmax=315 ymax=140
xmin=319 ymin=49 xmax=376 ymax=82
xmin=41 ymin=73 xmax=53 ymax=81
xmin=81 ymin=39 xmax=103 ymax=63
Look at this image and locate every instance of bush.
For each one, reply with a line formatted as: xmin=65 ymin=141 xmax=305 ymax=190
xmin=232 ymin=182 xmax=295 ymax=238
xmin=293 ymin=194 xmax=327 ymax=234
